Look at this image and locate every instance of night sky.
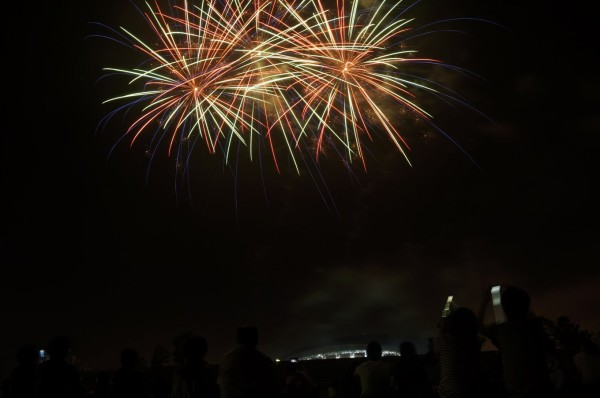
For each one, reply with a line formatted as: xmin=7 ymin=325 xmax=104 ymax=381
xmin=2 ymin=0 xmax=599 ymax=372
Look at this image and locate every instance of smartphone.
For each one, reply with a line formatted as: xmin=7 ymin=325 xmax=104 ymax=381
xmin=491 ymin=285 xmax=505 ymax=324
xmin=441 ymin=295 xmax=454 ymax=318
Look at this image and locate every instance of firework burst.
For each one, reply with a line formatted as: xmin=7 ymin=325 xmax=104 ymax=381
xmin=267 ymin=0 xmax=447 ymax=170
xmin=96 ymin=0 xmax=486 ymax=180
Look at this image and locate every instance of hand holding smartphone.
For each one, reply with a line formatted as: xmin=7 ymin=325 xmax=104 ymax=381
xmin=441 ymin=295 xmax=454 ymax=318
xmin=491 ymin=285 xmax=505 ymax=324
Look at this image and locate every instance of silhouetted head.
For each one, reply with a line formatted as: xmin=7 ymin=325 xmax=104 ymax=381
xmin=366 ymin=340 xmax=382 ymax=360
xmin=120 ymin=348 xmax=139 ymax=369
xmin=399 ymin=341 xmax=417 ymax=357
xmin=183 ymin=335 xmax=208 ymax=361
xmin=16 ymin=344 xmax=39 ymax=365
xmin=237 ymin=325 xmax=259 ymax=348
xmin=501 ymin=286 xmax=531 ymax=321
xmin=580 ymin=335 xmax=600 ymax=356
xmin=287 ymin=358 xmax=300 ymax=373
xmin=448 ymin=307 xmax=478 ymax=343
xmin=47 ymin=336 xmax=70 ymax=360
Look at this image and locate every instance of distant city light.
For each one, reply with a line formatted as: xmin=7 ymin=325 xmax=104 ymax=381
xmin=296 ymin=349 xmax=401 ymax=361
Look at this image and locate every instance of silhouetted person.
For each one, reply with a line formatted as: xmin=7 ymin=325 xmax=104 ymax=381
xmin=38 ymin=336 xmax=86 ymax=398
xmin=353 ymin=340 xmax=393 ymax=398
xmin=423 ymin=337 xmax=439 ymax=390
xmin=218 ymin=325 xmax=280 ymax=398
xmin=93 ymin=371 xmax=111 ymax=398
xmin=340 ymin=357 xmax=362 ymax=398
xmin=110 ymin=348 xmax=151 ymax=398
xmin=3 ymin=344 xmax=40 ymax=398
xmin=435 ymin=307 xmax=485 ymax=398
xmin=282 ymin=359 xmax=319 ymax=398
xmin=170 ymin=335 xmax=219 ymax=398
xmin=572 ymin=335 xmax=600 ymax=389
xmin=479 ymin=285 xmax=554 ymax=398
xmin=391 ymin=341 xmax=432 ymax=398
xmin=150 ymin=344 xmax=172 ymax=398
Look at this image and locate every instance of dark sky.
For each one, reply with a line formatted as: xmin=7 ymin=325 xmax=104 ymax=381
xmin=2 ymin=0 xmax=599 ymax=372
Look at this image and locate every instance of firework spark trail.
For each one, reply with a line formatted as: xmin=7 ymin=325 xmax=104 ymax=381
xmin=99 ymin=0 xmax=483 ymax=178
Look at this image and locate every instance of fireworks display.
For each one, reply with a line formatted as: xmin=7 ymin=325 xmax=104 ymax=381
xmin=98 ymin=0 xmax=478 ymax=176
